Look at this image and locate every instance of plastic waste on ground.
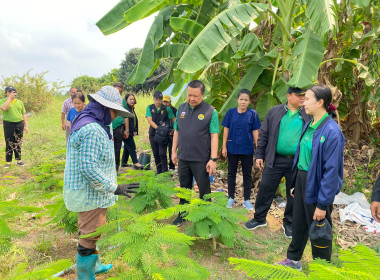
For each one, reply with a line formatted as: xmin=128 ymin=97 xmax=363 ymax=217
xmin=334 ymin=192 xmax=380 ymax=233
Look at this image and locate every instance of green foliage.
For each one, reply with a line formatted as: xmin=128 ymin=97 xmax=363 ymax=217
xmin=176 ymin=189 xmax=250 ymax=248
xmin=29 ymin=161 xmax=65 ymax=192
xmin=0 ymin=70 xmax=64 ymax=112
xmin=43 ymin=196 xmax=78 ymax=234
xmin=4 ymin=259 xmax=72 ymax=280
xmin=86 ymin=212 xmax=210 ymax=280
xmin=119 ymin=170 xmax=176 ymax=213
xmin=229 ymin=244 xmax=380 ymax=279
xmin=0 ymin=200 xmax=42 ymax=254
xmin=70 ymin=75 xmax=103 ymax=96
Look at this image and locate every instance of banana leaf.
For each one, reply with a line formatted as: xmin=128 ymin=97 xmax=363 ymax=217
xmin=124 ymin=0 xmax=203 ymax=24
xmin=96 ymin=0 xmax=139 ymax=35
xmin=154 ymin=44 xmax=188 ymax=60
xmin=127 ymin=7 xmax=176 ymax=85
xmin=256 ymin=92 xmax=278 ymax=121
xmin=177 ymin=3 xmax=268 ymax=73
xmin=287 ymin=29 xmax=325 ymax=89
xmin=306 ymin=0 xmax=336 ymax=40
xmin=170 ymin=18 xmax=204 ymax=38
xmin=218 ymin=52 xmax=273 ymax=122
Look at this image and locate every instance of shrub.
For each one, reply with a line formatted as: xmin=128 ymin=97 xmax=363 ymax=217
xmin=1 ymin=70 xmax=64 ymax=112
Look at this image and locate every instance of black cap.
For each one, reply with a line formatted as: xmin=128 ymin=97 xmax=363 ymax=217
xmin=309 ymin=219 xmax=333 ymax=248
xmin=5 ymin=86 xmax=16 ymax=93
xmin=287 ymin=87 xmax=305 ymax=95
xmin=153 ymin=91 xmax=163 ymax=99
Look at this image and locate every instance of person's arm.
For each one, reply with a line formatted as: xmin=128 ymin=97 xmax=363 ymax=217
xmin=222 ymin=127 xmax=229 ymax=158
xmin=21 ymin=113 xmax=29 ymax=133
xmin=0 ymin=93 xmax=16 ymax=111
xmin=253 ymin=130 xmax=259 ymax=148
xmin=124 ymin=118 xmax=129 ymax=139
xmin=147 ymin=117 xmax=158 ymax=129
xmin=206 ymin=133 xmax=218 ymax=175
xmin=171 ymin=130 xmax=179 ymax=166
xmin=255 ymin=113 xmax=269 ymax=171
xmin=167 ymin=107 xmax=176 ymax=123
xmin=370 ymin=175 xmax=380 ymax=222
xmin=67 ymin=120 xmax=71 ymax=129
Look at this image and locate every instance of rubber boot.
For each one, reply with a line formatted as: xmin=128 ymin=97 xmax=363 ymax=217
xmin=94 ymin=255 xmax=113 ymax=275
xmin=76 ymin=253 xmax=97 ymax=280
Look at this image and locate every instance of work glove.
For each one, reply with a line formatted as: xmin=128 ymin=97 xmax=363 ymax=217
xmin=114 ymin=183 xmax=139 ymax=197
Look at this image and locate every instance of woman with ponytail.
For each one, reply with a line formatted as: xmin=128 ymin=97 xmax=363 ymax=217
xmin=277 ymin=84 xmax=345 ymax=270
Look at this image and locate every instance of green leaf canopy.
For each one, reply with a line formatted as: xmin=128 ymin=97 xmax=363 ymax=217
xmin=177 ymin=3 xmax=267 ymax=73
xmin=287 ymin=29 xmax=325 ymax=89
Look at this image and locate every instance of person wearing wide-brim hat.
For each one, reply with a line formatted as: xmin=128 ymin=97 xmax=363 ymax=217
xmin=63 ymin=86 xmax=139 ymax=279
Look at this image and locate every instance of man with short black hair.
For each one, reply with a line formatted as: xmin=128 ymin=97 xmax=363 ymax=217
xmin=171 ymin=80 xmax=219 ymax=226
xmin=245 ymin=87 xmax=311 ymax=238
xmin=61 ymin=87 xmax=77 ymax=143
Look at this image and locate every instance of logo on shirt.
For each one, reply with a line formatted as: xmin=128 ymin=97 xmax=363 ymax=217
xmin=180 ymin=112 xmax=186 ymax=118
xmin=198 ymin=114 xmax=204 ymax=120
xmin=161 ymin=110 xmax=164 ymax=114
xmin=320 ymin=136 xmax=325 ymax=143
xmin=151 ymin=109 xmax=155 ymax=113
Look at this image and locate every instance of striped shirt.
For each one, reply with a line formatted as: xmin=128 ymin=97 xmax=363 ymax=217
xmin=62 ymin=98 xmax=73 ymax=115
xmin=64 ymin=122 xmax=117 ymax=212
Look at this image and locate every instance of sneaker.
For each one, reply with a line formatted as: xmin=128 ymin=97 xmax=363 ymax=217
xmin=276 ymin=258 xmax=302 ymax=271
xmin=172 ymin=213 xmax=184 ymax=227
xmin=226 ymin=198 xmax=235 ymax=208
xmin=243 ymin=200 xmax=254 ymax=210
xmin=4 ymin=163 xmax=11 ymax=168
xmin=17 ymin=161 xmax=25 ymax=166
xmin=282 ymin=223 xmax=292 ymax=239
xmin=244 ymin=219 xmax=267 ymax=230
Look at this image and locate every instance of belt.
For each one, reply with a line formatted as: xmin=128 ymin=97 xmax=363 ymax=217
xmin=276 ymin=154 xmax=294 ymax=160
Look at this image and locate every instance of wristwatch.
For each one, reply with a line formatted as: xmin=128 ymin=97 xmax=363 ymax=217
xmin=210 ymin=158 xmax=217 ymax=162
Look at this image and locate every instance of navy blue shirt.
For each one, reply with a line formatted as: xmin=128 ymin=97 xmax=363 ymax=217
xmin=221 ymin=108 xmax=261 ymax=155
xmin=67 ymin=107 xmax=80 ymax=123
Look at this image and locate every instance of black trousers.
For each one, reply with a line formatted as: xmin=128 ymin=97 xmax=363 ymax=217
xmin=113 ymin=126 xmax=124 ymax=171
xmin=227 ymin=154 xmax=253 ymax=201
xmin=3 ymin=120 xmax=24 ymax=162
xmin=178 ymin=159 xmax=211 ymax=204
xmin=122 ymin=136 xmax=138 ymax=165
xmin=149 ymin=135 xmax=168 ymax=173
xmin=254 ymin=154 xmax=294 ymax=226
xmin=287 ymin=170 xmax=333 ymax=261
xmin=168 ymin=135 xmax=175 ymax=170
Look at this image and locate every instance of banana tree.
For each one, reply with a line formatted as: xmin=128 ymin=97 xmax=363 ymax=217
xmin=97 ymin=0 xmax=379 ymax=141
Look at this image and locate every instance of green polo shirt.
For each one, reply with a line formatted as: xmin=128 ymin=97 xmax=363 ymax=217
xmin=145 ymin=105 xmax=175 ymax=119
xmin=0 ymin=98 xmax=26 ymax=122
xmin=111 ymin=99 xmax=129 ymax=129
xmin=173 ymin=104 xmax=219 ymax=134
xmin=276 ymin=107 xmax=303 ymax=156
xmin=297 ymin=113 xmax=329 ymax=171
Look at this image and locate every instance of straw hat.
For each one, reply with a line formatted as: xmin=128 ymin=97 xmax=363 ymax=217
xmin=89 ymin=86 xmax=133 ymax=118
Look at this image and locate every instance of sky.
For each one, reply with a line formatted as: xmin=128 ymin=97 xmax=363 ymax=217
xmin=0 ymin=0 xmax=153 ymax=88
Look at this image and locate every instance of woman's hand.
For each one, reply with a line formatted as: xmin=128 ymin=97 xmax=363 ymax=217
xmin=24 ymin=126 xmax=29 ymax=133
xmin=123 ymin=131 xmax=129 ymax=139
xmin=313 ymin=207 xmax=326 ymax=221
xmin=222 ymin=146 xmax=227 ymax=158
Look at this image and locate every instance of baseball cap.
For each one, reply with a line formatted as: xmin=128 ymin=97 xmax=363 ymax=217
xmin=5 ymin=86 xmax=17 ymax=93
xmin=287 ymin=87 xmax=306 ymax=95
xmin=163 ymin=95 xmax=171 ymax=102
xmin=309 ymin=219 xmax=333 ymax=248
xmin=153 ymin=91 xmax=163 ymax=99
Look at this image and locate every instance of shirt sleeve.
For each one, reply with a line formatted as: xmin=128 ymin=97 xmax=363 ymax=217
xmin=62 ymin=99 xmax=68 ymax=114
xmin=209 ymin=109 xmax=219 ymax=134
xmin=252 ymin=111 xmax=261 ymax=131
xmin=167 ymin=107 xmax=175 ymax=119
xmin=221 ymin=109 xmax=231 ymax=128
xmin=146 ymin=105 xmax=152 ymax=118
